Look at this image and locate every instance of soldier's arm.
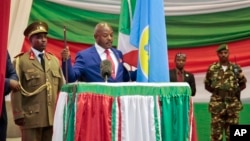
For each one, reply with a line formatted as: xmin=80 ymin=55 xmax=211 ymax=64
xmin=204 ymin=70 xmax=214 ymax=93
xmin=238 ymin=72 xmax=247 ymax=91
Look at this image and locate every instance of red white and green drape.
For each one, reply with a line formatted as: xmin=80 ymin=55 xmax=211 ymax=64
xmin=52 ymin=83 xmax=191 ymax=141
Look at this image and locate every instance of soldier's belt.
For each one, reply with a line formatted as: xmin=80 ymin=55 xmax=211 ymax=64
xmin=214 ymin=89 xmax=236 ymax=97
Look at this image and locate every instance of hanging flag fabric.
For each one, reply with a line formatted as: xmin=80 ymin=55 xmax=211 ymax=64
xmin=0 ymin=0 xmax=10 ymax=115
xmin=52 ymin=83 xmax=191 ymax=141
xmin=130 ymin=0 xmax=170 ymax=82
xmin=117 ymin=95 xmax=161 ymax=141
xmin=52 ymin=92 xmax=68 ymax=141
xmin=117 ymin=0 xmax=137 ymax=67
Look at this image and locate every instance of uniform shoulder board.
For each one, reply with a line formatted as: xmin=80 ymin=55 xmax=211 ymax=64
xmin=14 ymin=52 xmax=24 ymax=58
xmin=46 ymin=51 xmax=55 ymax=56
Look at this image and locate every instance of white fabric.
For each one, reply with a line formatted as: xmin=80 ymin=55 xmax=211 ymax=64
xmin=8 ymin=0 xmax=32 ymax=59
xmin=114 ymin=98 xmax=119 ymax=141
xmin=119 ymin=95 xmax=160 ymax=141
xmin=52 ymin=92 xmax=68 ymax=141
xmin=48 ymin=0 xmax=250 ymax=15
xmin=118 ymin=33 xmax=137 ymax=54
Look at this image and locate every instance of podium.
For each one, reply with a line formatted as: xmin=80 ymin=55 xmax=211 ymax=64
xmin=52 ymin=82 xmax=191 ymax=141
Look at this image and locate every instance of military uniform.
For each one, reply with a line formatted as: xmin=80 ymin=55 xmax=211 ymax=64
xmin=11 ymin=21 xmax=65 ymax=141
xmin=204 ymin=44 xmax=247 ymax=141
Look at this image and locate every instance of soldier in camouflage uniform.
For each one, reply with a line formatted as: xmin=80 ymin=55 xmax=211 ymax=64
xmin=204 ymin=44 xmax=247 ymax=141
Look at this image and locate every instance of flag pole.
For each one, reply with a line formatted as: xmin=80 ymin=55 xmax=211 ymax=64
xmin=63 ymin=26 xmax=68 ymax=84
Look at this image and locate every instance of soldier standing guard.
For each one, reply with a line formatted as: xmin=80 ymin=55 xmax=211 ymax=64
xmin=204 ymin=44 xmax=247 ymax=141
xmin=11 ymin=21 xmax=65 ymax=141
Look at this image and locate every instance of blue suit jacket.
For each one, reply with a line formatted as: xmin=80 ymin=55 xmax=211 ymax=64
xmin=62 ymin=46 xmax=133 ymax=82
xmin=1 ymin=51 xmax=18 ymax=134
xmin=4 ymin=52 xmax=18 ymax=95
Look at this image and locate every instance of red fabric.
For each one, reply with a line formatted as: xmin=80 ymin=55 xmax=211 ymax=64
xmin=177 ymin=71 xmax=183 ymax=82
xmin=117 ymin=97 xmax=122 ymax=141
xmin=191 ymin=118 xmax=198 ymax=141
xmin=75 ymin=93 xmax=114 ymax=141
xmin=22 ymin=38 xmax=250 ymax=73
xmin=189 ymin=99 xmax=198 ymax=141
xmin=169 ymin=39 xmax=250 ymax=73
xmin=105 ymin=49 xmax=116 ymax=79
xmin=0 ymin=0 xmax=10 ymax=116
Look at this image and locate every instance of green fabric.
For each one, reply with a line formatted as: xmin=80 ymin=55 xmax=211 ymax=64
xmin=166 ymin=7 xmax=250 ymax=47
xmin=63 ymin=90 xmax=76 ymax=141
xmin=194 ymin=103 xmax=250 ymax=141
xmin=111 ymin=97 xmax=117 ymax=141
xmin=153 ymin=96 xmax=161 ymax=141
xmin=161 ymin=95 xmax=190 ymax=141
xmin=29 ymin=0 xmax=250 ymax=48
xmin=30 ymin=0 xmax=119 ymax=45
xmin=118 ymin=0 xmax=136 ymax=35
xmin=60 ymin=83 xmax=191 ymax=97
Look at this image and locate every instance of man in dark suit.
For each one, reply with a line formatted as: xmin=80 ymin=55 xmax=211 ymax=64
xmin=170 ymin=52 xmax=197 ymax=141
xmin=0 ymin=51 xmax=19 ymax=141
xmin=169 ymin=53 xmax=196 ymax=96
xmin=61 ymin=22 xmax=134 ymax=82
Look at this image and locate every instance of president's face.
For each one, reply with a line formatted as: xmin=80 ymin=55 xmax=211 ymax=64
xmin=95 ymin=24 xmax=113 ymax=49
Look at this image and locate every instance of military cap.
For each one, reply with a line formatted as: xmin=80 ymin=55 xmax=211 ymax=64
xmin=217 ymin=44 xmax=228 ymax=52
xmin=24 ymin=21 xmax=48 ymax=38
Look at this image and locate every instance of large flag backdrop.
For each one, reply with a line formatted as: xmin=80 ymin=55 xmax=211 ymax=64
xmin=18 ymin=0 xmax=250 ymax=74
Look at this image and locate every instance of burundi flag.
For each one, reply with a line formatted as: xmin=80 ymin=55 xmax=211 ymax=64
xmin=117 ymin=0 xmax=138 ymax=68
xmin=129 ymin=0 xmax=169 ymax=82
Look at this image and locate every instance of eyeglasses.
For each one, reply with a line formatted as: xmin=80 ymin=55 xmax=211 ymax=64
xmin=176 ymin=53 xmax=186 ymax=57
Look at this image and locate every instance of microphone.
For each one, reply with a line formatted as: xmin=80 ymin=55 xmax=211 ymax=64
xmin=100 ymin=60 xmax=112 ymax=82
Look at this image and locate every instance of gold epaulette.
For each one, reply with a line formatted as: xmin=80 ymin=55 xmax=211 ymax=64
xmin=46 ymin=51 xmax=55 ymax=56
xmin=14 ymin=52 xmax=24 ymax=58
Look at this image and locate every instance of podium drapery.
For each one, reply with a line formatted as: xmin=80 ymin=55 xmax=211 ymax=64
xmin=53 ymin=83 xmax=191 ymax=141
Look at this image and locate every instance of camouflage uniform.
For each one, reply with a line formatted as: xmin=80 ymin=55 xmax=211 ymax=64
xmin=204 ymin=62 xmax=246 ymax=141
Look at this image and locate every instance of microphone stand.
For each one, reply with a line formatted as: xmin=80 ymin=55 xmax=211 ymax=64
xmin=105 ymin=74 xmax=108 ymax=83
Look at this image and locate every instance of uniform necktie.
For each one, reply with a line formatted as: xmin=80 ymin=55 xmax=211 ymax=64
xmin=177 ymin=71 xmax=183 ymax=82
xmin=105 ymin=49 xmax=116 ymax=79
xmin=39 ymin=53 xmax=45 ymax=71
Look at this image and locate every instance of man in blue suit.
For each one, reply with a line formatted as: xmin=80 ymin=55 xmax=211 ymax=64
xmin=61 ymin=22 xmax=134 ymax=82
xmin=0 ymin=51 xmax=19 ymax=141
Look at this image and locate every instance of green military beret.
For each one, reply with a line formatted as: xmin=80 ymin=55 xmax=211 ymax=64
xmin=217 ymin=44 xmax=228 ymax=52
xmin=24 ymin=21 xmax=48 ymax=38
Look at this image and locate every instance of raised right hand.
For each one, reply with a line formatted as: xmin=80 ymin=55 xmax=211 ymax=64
xmin=61 ymin=46 xmax=70 ymax=61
